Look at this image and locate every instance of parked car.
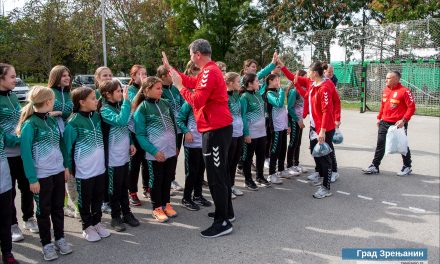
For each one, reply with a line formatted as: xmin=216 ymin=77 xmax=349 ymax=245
xmin=113 ymin=77 xmax=131 ymax=86
xmin=73 ymin=75 xmax=95 ymax=89
xmin=13 ymin=78 xmax=30 ymax=102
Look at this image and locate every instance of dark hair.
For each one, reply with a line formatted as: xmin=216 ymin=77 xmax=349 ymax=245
xmin=309 ymin=61 xmax=324 ymax=76
xmin=156 ymin=65 xmax=169 ymax=78
xmin=265 ymin=74 xmax=279 ymax=87
xmin=48 ymin=65 xmax=72 ymax=91
xmin=128 ymin=64 xmax=147 ymax=85
xmin=297 ymin=69 xmax=307 ymax=77
xmin=0 ymin=63 xmax=14 ymax=80
xmin=189 ymin=39 xmax=212 ymax=56
xmin=240 ymin=59 xmax=258 ymax=76
xmin=132 ymin=76 xmax=162 ymax=111
xmin=98 ymin=79 xmax=121 ymax=110
xmin=390 ymin=70 xmax=401 ymax=79
xmin=71 ymin=86 xmax=94 ymax=113
xmin=242 ymin=73 xmax=257 ymax=89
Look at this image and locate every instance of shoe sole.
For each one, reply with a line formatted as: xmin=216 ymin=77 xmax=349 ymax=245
xmin=130 ymin=202 xmax=142 ymax=206
xmin=200 ymin=226 xmax=233 ymax=238
xmin=245 ymin=186 xmax=258 ymax=191
xmin=257 ymin=184 xmax=271 ymax=188
xmin=232 ymin=191 xmax=244 ymax=196
xmin=83 ymin=235 xmax=101 ymax=242
xmin=55 ymin=247 xmax=73 ymax=255
xmin=313 ymin=193 xmax=333 ymax=199
xmin=43 ymin=254 xmax=59 ymax=261
xmin=181 ymin=204 xmax=200 ymax=211
xmin=153 ymin=215 xmax=169 ymax=223
xmin=397 ymin=169 xmax=412 ymax=176
xmin=12 ymin=237 xmax=24 ymax=242
xmin=111 ymin=226 xmax=126 ymax=232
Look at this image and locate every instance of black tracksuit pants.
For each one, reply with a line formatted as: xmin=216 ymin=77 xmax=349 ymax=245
xmin=183 ymin=148 xmax=204 ymax=200
xmin=228 ymin=136 xmax=243 ymax=187
xmin=269 ymin=130 xmax=287 ymax=175
xmin=372 ymin=121 xmax=412 ymax=168
xmin=129 ymin=133 xmax=149 ymax=193
xmin=34 ymin=172 xmax=65 ymax=246
xmin=287 ymin=121 xmax=303 ymax=168
xmin=0 ymin=190 xmax=12 ymax=255
xmin=243 ymin=136 xmax=266 ymax=181
xmin=310 ymin=129 xmax=335 ymax=190
xmin=148 ymin=156 xmax=177 ymax=209
xmin=202 ymin=125 xmax=234 ymax=223
xmin=264 ymin=117 xmax=272 ymax=159
xmin=8 ymin=156 xmax=34 ymax=224
xmin=76 ymin=174 xmax=105 ymax=230
xmin=108 ymin=163 xmax=131 ymax=219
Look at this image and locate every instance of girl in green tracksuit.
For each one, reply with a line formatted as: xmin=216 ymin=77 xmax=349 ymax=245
xmin=47 ymin=65 xmax=79 ymax=219
xmin=133 ymin=76 xmax=178 ymax=223
xmin=98 ymin=80 xmax=139 ymax=232
xmin=63 ymin=87 xmax=110 ymax=242
xmin=17 ymin=86 xmax=72 ymax=261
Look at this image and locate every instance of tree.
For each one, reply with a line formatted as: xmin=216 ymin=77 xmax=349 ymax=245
xmin=370 ymin=0 xmax=440 ymax=22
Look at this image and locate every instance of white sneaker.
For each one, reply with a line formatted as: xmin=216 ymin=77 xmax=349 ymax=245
xmin=54 ymin=237 xmax=73 ymax=255
xmin=279 ymin=170 xmax=293 ymax=179
xmin=313 ymin=186 xmax=332 ymax=199
xmin=231 ymin=192 xmax=237 ymax=200
xmin=231 ymin=186 xmax=243 ymax=196
xmin=94 ymin=223 xmax=111 ymax=238
xmin=171 ymin=181 xmax=183 ymax=191
xmin=42 ymin=243 xmax=58 ymax=261
xmin=11 ymin=224 xmax=24 ymax=242
xmin=24 ymin=217 xmax=39 ymax=233
xmin=397 ymin=166 xmax=412 ymax=176
xmin=331 ymin=172 xmax=340 ymax=182
xmin=64 ymin=206 xmax=76 ymax=218
xmin=298 ymin=165 xmax=308 ymax=173
xmin=307 ymin=172 xmax=320 ymax=181
xmin=287 ymin=167 xmax=301 ymax=176
xmin=101 ymin=202 xmax=112 ymax=214
xmin=267 ymin=173 xmax=283 ymax=185
xmin=264 ymin=158 xmax=269 ymax=169
xmin=82 ymin=226 xmax=101 ymax=242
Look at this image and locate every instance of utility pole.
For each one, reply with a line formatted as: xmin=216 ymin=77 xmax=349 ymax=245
xmin=101 ymin=0 xmax=107 ymax=66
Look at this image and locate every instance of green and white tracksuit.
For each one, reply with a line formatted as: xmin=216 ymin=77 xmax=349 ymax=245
xmin=0 ymin=127 xmax=18 ymax=194
xmin=176 ymin=102 xmax=202 ymax=149
xmin=51 ymin=86 xmax=73 ymax=133
xmin=162 ymin=84 xmax=185 ymax=135
xmin=240 ymin=90 xmax=266 ymax=139
xmin=0 ymin=90 xmax=21 ymax=157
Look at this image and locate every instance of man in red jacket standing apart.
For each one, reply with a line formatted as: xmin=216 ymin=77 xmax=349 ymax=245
xmin=162 ymin=39 xmax=234 ymax=238
xmin=363 ymin=71 xmax=416 ymax=176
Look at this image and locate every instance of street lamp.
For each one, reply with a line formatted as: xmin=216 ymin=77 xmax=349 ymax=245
xmin=101 ymin=0 xmax=107 ymax=66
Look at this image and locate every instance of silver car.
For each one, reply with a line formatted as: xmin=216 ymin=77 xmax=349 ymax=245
xmin=13 ymin=78 xmax=29 ymax=102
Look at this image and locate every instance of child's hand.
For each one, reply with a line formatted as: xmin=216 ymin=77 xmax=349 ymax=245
xmin=287 ymin=127 xmax=291 ymax=135
xmin=154 ymin=151 xmax=166 ymax=162
xmin=64 ymin=168 xmax=70 ymax=182
xmin=244 ymin=136 xmax=252 ymax=144
xmin=185 ymin=132 xmax=193 ymax=143
xmin=30 ymin=182 xmax=40 ymax=194
xmin=130 ymin=144 xmax=137 ymax=156
xmin=298 ymin=120 xmax=305 ymax=128
xmin=122 ymin=86 xmax=129 ymax=100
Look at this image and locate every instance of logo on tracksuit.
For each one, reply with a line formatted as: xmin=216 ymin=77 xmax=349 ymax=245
xmin=213 ymin=146 xmax=220 ymax=167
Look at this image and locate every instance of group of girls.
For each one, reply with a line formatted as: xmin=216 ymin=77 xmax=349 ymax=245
xmin=0 ymin=54 xmax=340 ymax=263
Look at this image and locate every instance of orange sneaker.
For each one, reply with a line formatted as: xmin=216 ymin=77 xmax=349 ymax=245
xmin=152 ymin=207 xmax=168 ymax=223
xmin=164 ymin=203 xmax=178 ymax=218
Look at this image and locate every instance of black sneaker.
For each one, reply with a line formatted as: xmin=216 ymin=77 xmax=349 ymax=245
xmin=193 ymin=196 xmax=212 ymax=207
xmin=181 ymin=198 xmax=200 ymax=211
xmin=200 ymin=221 xmax=233 ymax=238
xmin=123 ymin=213 xmax=140 ymax=227
xmin=207 ymin=212 xmax=236 ymax=222
xmin=111 ymin=217 xmax=126 ymax=232
xmin=362 ymin=164 xmax=379 ymax=174
xmin=256 ymin=177 xmax=271 ymax=188
xmin=245 ymin=180 xmax=258 ymax=191
xmin=2 ymin=253 xmax=19 ymax=264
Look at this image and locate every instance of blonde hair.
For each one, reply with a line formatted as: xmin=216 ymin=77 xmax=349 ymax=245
xmin=94 ymin=66 xmax=112 ymax=87
xmin=184 ymin=61 xmax=200 ymax=76
xmin=16 ymin=86 xmax=54 ymax=135
xmin=48 ymin=65 xmax=72 ymax=90
xmin=225 ymin=72 xmax=240 ymax=84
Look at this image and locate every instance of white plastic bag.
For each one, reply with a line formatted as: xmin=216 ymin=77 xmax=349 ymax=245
xmin=332 ymin=128 xmax=344 ymax=144
xmin=312 ymin=142 xmax=333 ymax=157
xmin=385 ymin=125 xmax=408 ymax=156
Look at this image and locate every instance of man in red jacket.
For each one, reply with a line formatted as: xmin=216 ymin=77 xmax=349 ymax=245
xmin=363 ymin=71 xmax=416 ymax=176
xmin=162 ymin=39 xmax=234 ymax=238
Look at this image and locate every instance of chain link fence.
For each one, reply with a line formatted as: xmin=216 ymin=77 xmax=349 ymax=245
xmin=283 ymin=18 xmax=440 ymax=116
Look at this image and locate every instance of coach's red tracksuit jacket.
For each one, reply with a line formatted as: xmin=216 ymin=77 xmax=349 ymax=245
xmin=281 ymin=66 xmax=339 ymax=134
xmin=377 ymin=83 xmax=416 ymax=123
xmin=178 ymin=61 xmax=232 ymax=133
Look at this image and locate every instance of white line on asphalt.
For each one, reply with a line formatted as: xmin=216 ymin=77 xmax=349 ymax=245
xmin=337 ymin=191 xmax=350 ymax=195
xmin=409 ymin=207 xmax=426 ymax=213
xmin=296 ymin=179 xmax=308 ymax=183
xmin=122 ymin=240 xmax=140 ymax=245
xmin=273 ymin=187 xmax=293 ymax=191
xmin=382 ymin=201 xmax=397 ymax=206
xmin=357 ymin=195 xmax=373 ymax=200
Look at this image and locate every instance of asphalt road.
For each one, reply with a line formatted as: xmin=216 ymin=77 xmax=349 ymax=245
xmin=11 ymin=109 xmax=439 ymax=264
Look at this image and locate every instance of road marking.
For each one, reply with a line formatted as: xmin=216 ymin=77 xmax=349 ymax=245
xmin=296 ymin=179 xmax=308 ymax=183
xmin=337 ymin=191 xmax=350 ymax=195
xmin=357 ymin=195 xmax=373 ymax=200
xmin=382 ymin=201 xmax=397 ymax=206
xmin=409 ymin=207 xmax=426 ymax=213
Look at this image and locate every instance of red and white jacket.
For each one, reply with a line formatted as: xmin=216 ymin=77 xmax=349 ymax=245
xmin=377 ymin=83 xmax=416 ymax=123
xmin=178 ymin=61 xmax=232 ymax=132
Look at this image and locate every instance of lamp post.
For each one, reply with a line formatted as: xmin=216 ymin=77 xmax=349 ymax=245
xmin=101 ymin=0 xmax=107 ymax=66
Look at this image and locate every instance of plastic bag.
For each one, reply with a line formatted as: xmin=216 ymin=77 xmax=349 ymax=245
xmin=332 ymin=128 xmax=344 ymax=144
xmin=385 ymin=125 xmax=408 ymax=156
xmin=312 ymin=142 xmax=333 ymax=157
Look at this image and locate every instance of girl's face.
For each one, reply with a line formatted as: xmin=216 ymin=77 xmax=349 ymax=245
xmin=0 ymin=67 xmax=16 ymax=91
xmin=161 ymin=74 xmax=172 ymax=85
xmin=80 ymin=92 xmax=98 ymax=112
xmin=107 ymin=85 xmax=123 ymax=103
xmin=268 ymin=77 xmax=280 ymax=88
xmin=145 ymin=82 xmax=162 ymax=99
xmin=307 ymin=69 xmax=318 ymax=80
xmin=44 ymin=97 xmax=55 ymax=112
xmin=98 ymin=69 xmax=113 ymax=82
xmin=227 ymin=77 xmax=241 ymax=91
xmin=248 ymin=78 xmax=259 ymax=90
xmin=134 ymin=68 xmax=147 ymax=84
xmin=245 ymin=63 xmax=257 ymax=74
xmin=59 ymin=71 xmax=71 ymax=87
